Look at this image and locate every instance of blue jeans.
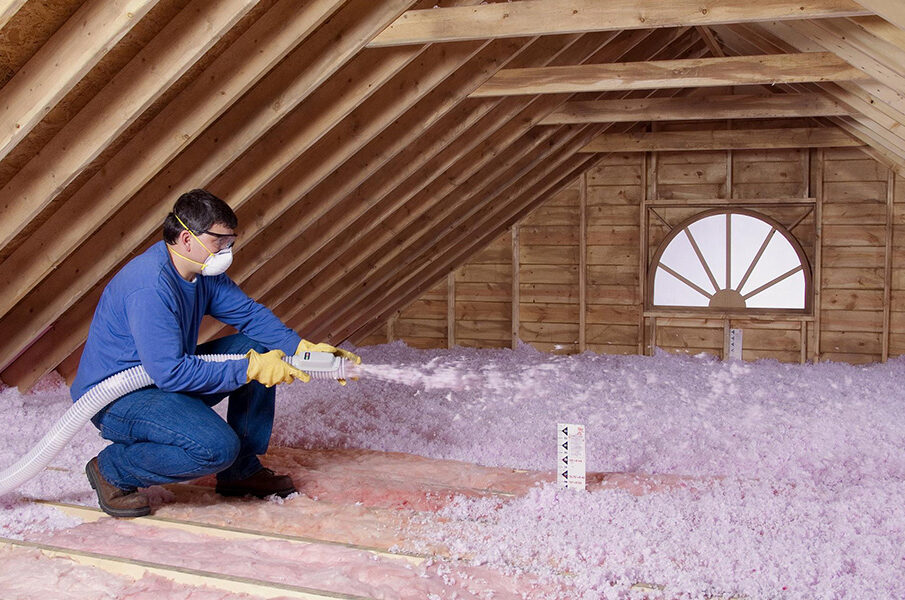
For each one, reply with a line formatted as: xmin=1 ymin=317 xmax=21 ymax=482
xmin=91 ymin=334 xmax=274 ymax=490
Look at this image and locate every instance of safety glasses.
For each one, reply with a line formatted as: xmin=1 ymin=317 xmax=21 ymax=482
xmin=199 ymin=230 xmax=237 ymax=251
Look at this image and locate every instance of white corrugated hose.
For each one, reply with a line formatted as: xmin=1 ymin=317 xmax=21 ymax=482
xmin=0 ymin=351 xmax=349 ymax=497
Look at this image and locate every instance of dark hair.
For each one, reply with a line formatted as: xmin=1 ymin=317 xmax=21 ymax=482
xmin=163 ymin=189 xmax=238 ymax=244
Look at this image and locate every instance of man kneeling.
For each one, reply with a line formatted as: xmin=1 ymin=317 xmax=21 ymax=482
xmin=70 ymin=189 xmax=358 ymax=517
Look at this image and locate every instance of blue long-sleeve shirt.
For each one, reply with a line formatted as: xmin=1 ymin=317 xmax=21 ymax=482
xmin=70 ymin=241 xmax=301 ymax=400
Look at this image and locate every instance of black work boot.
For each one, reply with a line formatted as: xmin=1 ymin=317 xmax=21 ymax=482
xmin=85 ymin=457 xmax=151 ymax=518
xmin=215 ymin=467 xmax=296 ymax=498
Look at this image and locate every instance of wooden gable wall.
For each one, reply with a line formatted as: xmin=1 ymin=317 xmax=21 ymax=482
xmin=371 ymin=141 xmax=905 ymax=365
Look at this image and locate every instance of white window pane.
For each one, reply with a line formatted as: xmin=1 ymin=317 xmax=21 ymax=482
xmin=687 ymin=214 xmax=726 ymax=288
xmin=746 ymin=269 xmax=806 ymax=309
xmin=653 ymin=267 xmax=710 ymax=307
xmin=730 ymin=214 xmax=772 ymax=290
xmin=658 ymin=230 xmax=717 ymax=294
xmin=740 ymin=232 xmax=802 ymax=296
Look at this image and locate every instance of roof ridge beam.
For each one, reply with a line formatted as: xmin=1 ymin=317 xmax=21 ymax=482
xmin=369 ymin=0 xmax=870 ymax=47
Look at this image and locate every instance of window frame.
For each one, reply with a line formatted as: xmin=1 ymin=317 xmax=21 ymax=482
xmin=645 ymin=208 xmax=814 ymax=317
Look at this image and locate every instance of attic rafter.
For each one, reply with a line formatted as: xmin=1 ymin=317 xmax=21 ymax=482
xmin=0 ymin=0 xmax=420 ymax=385
xmin=718 ymin=22 xmax=905 ymax=164
xmin=202 ymin=32 xmax=618 ymax=340
xmin=0 ymin=0 xmax=259 ymax=259
xmin=209 ymin=35 xmax=513 ymax=282
xmin=348 ymin=154 xmax=598 ymax=344
xmin=696 ymin=26 xmax=726 ymax=57
xmin=768 ymin=20 xmax=905 ymax=109
xmin=327 ymin=149 xmax=601 ymax=344
xmin=470 ymin=52 xmax=869 ymax=97
xmin=854 ymin=0 xmax=905 ymax=32
xmin=579 ymin=127 xmax=863 ymax=152
xmin=251 ymin=29 xmax=680 ymax=341
xmin=848 ymin=16 xmax=905 ymax=53
xmin=0 ymin=0 xmax=353 ymax=335
xmin=278 ymin=31 xmax=705 ymax=340
xmin=0 ymin=0 xmax=158 ymax=163
xmin=367 ymin=0 xmax=871 ymax=47
xmin=296 ymin=123 xmax=597 ymax=340
xmin=540 ymin=93 xmax=852 ymax=124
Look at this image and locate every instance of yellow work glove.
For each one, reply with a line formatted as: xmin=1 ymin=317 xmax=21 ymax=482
xmin=246 ymin=349 xmax=310 ymax=387
xmin=295 ymin=339 xmax=362 ymax=365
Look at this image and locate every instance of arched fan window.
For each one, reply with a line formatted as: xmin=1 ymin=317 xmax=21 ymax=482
xmin=648 ymin=209 xmax=811 ymax=313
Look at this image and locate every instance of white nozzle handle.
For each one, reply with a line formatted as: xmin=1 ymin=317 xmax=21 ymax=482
xmin=287 ymin=350 xmax=349 ymax=380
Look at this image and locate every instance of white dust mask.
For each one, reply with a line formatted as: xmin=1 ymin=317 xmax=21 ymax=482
xmin=201 ymin=247 xmax=233 ymax=276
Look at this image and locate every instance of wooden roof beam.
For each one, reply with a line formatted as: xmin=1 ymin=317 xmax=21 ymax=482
xmin=715 ymin=23 xmax=905 ymax=169
xmin=0 ymin=0 xmax=418 ymax=379
xmin=718 ymin=23 xmax=905 ymax=158
xmin=541 ymin=93 xmax=852 ymax=124
xmin=0 ymin=0 xmax=352 ymax=331
xmin=765 ymin=19 xmax=905 ymax=115
xmin=0 ymin=0 xmax=259 ymax=254
xmin=579 ymin=126 xmax=862 ymax=152
xmin=470 ymin=52 xmax=869 ymax=97
xmin=854 ymin=0 xmax=905 ymax=32
xmin=0 ymin=0 xmax=159 ymax=162
xmin=368 ymin=0 xmax=870 ymax=47
xmin=245 ymin=29 xmax=678 ymax=340
xmin=207 ymin=34 xmax=615 ymax=326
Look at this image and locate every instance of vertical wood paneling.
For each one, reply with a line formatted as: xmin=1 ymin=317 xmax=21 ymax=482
xmin=512 ymin=225 xmax=519 ymax=349
xmin=814 ymin=149 xmax=824 ymax=361
xmin=884 ymin=169 xmax=894 ymax=361
xmin=579 ymin=173 xmax=587 ymax=352
xmin=384 ymin=146 xmax=896 ymax=366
